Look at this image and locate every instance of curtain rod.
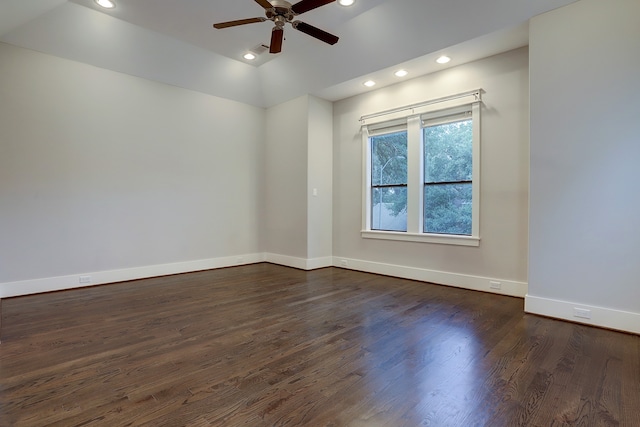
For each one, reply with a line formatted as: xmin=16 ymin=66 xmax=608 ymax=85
xmin=359 ymin=89 xmax=482 ymax=123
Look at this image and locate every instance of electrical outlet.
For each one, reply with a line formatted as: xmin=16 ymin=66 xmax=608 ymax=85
xmin=340 ymin=259 xmax=348 ymax=267
xmin=489 ymin=281 xmax=501 ymax=290
xmin=573 ymin=308 xmax=591 ymax=319
xmin=79 ymin=275 xmax=91 ymax=284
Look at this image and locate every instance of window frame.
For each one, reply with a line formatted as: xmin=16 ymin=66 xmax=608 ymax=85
xmin=361 ymin=100 xmax=481 ymax=247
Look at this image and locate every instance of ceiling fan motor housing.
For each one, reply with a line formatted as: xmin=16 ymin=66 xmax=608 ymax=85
xmin=266 ymin=1 xmax=296 ymax=24
xmin=269 ymin=0 xmax=294 ymax=10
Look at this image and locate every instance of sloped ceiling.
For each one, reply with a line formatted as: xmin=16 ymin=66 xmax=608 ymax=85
xmin=0 ymin=0 xmax=577 ymax=107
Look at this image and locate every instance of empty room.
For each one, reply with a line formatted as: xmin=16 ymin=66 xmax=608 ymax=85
xmin=1 ymin=0 xmax=638 ymax=425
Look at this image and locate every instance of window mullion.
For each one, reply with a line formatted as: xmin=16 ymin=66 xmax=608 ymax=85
xmin=406 ymin=116 xmax=422 ymax=234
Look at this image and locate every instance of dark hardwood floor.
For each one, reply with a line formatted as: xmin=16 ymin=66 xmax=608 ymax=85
xmin=0 ymin=264 xmax=638 ymax=426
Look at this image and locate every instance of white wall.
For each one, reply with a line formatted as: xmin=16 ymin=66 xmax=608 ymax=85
xmin=333 ymin=48 xmax=530 ymax=296
xmin=0 ymin=42 xmax=265 ymax=296
xmin=527 ymin=0 xmax=640 ymax=333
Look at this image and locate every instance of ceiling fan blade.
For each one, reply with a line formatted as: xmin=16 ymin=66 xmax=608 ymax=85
xmin=293 ymin=21 xmax=339 ymax=45
xmin=255 ymin=0 xmax=274 ymax=9
xmin=270 ymin=28 xmax=284 ymax=53
xmin=291 ymin=0 xmax=336 ymax=15
xmin=213 ymin=17 xmax=266 ymax=29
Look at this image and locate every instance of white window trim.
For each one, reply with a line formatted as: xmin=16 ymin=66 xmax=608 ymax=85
xmin=361 ymin=95 xmax=481 ymax=247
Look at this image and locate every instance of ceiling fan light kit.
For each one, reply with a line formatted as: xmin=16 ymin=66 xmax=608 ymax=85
xmin=213 ymin=0 xmax=339 ymax=54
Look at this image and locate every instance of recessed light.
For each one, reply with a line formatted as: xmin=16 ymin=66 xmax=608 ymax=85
xmin=243 ymin=53 xmax=256 ymax=60
xmin=95 ymin=0 xmax=115 ymax=9
xmin=339 ymin=0 xmax=355 ymax=6
xmin=394 ymin=69 xmax=408 ymax=77
xmin=363 ymin=80 xmax=376 ymax=87
xmin=436 ymin=55 xmax=451 ymax=64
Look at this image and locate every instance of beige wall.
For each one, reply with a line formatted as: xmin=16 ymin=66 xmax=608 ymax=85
xmin=307 ymin=96 xmax=333 ymax=261
xmin=263 ymin=96 xmax=309 ymax=259
xmin=263 ymin=95 xmax=334 ymax=265
xmin=0 ymin=42 xmax=264 ymax=290
xmin=332 ymin=48 xmax=530 ymax=293
xmin=527 ymin=0 xmax=640 ymax=332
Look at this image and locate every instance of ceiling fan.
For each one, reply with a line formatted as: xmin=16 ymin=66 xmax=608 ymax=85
xmin=213 ymin=0 xmax=339 ymax=54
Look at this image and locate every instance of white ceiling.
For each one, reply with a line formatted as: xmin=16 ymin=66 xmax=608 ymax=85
xmin=0 ymin=0 xmax=577 ymax=107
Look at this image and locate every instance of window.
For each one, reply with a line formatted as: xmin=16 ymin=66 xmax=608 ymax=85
xmin=423 ymin=115 xmax=472 ymax=235
xmin=361 ymin=92 xmax=481 ymax=246
xmin=371 ymin=130 xmax=407 ymax=231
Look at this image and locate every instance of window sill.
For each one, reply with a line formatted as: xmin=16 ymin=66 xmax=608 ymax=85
xmin=361 ymin=230 xmax=480 ymax=247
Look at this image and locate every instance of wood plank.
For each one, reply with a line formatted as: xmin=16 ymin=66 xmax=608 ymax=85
xmin=0 ymin=264 xmax=638 ymax=426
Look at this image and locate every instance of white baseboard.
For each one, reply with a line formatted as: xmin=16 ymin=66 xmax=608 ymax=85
xmin=263 ymin=253 xmax=332 ymax=270
xmin=332 ymin=256 xmax=527 ymax=298
xmin=0 ymin=253 xmax=265 ymax=298
xmin=306 ymin=256 xmax=334 ymax=270
xmin=525 ymin=295 xmax=640 ymax=335
xmin=0 ymin=252 xmax=336 ymax=298
xmin=5 ymin=253 xmax=637 ymax=335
